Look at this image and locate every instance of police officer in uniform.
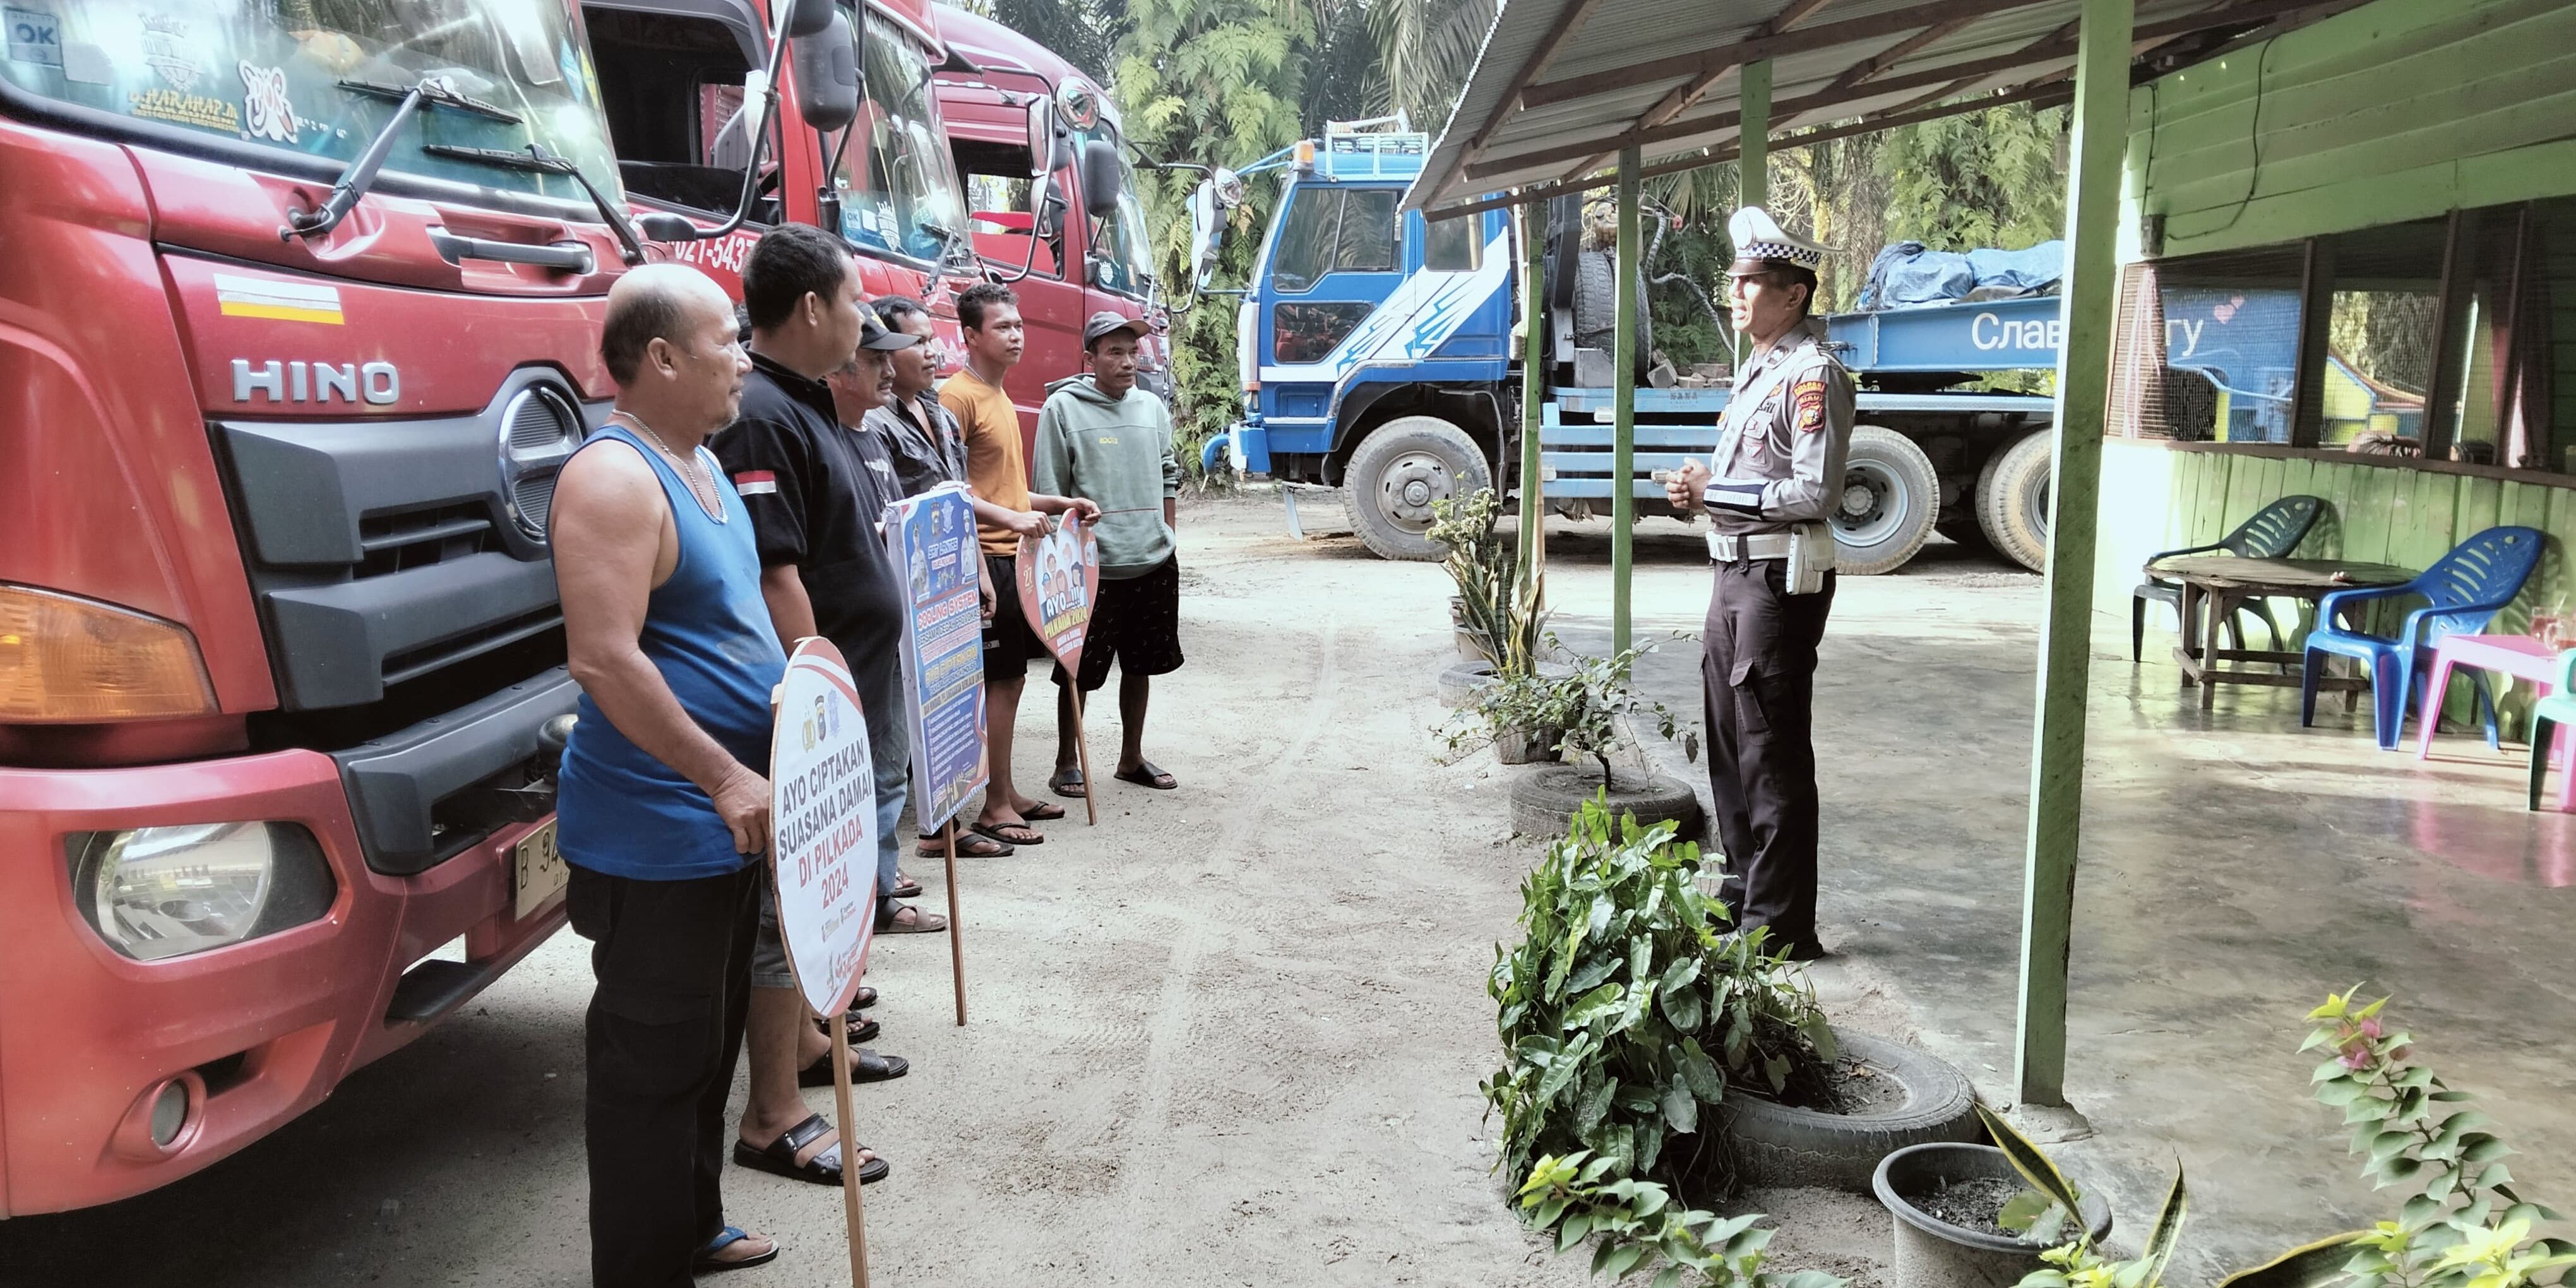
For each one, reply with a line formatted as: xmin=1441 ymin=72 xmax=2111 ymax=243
xmin=1664 ymin=206 xmax=1854 ymax=962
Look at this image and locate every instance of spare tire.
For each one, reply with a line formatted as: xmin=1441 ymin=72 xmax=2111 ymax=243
xmin=1830 ymin=426 xmax=1939 ymax=575
xmin=1342 ymin=415 xmax=1492 ymax=561
xmin=1976 ymin=430 xmax=2054 ymax=573
xmin=1716 ymin=1028 xmax=1981 ymax=1193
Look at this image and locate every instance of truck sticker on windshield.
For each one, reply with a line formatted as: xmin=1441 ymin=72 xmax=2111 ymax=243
xmin=240 ymin=61 xmax=301 ymax=143
xmin=141 ymin=13 xmax=196 ymax=90
xmin=6 ymin=6 xmax=59 ymax=68
xmin=131 ymin=87 xmax=239 ymax=134
xmin=215 ymin=273 xmax=344 ymax=326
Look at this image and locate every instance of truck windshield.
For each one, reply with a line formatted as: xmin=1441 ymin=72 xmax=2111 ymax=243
xmin=825 ymin=10 xmax=967 ymax=265
xmin=0 ymin=1 xmax=620 ymax=207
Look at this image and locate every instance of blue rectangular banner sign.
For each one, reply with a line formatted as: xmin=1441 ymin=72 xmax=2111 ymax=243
xmin=885 ymin=483 xmax=989 ymax=831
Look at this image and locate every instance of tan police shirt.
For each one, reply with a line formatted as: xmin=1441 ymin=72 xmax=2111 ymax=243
xmin=1706 ymin=318 xmax=1857 ymax=538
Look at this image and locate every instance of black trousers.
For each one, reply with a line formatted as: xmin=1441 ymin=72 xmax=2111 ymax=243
xmin=567 ymin=864 xmax=758 ymax=1288
xmin=1700 ymin=559 xmax=1835 ymax=953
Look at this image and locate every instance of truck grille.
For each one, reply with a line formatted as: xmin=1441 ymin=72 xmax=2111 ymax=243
xmin=212 ymin=369 xmax=604 ymax=711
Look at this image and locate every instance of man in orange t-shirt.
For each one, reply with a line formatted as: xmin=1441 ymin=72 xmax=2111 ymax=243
xmin=940 ymin=283 xmax=1094 ymax=849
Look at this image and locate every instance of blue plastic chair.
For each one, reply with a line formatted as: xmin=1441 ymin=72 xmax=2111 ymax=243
xmin=2300 ymin=527 xmax=2544 ymax=750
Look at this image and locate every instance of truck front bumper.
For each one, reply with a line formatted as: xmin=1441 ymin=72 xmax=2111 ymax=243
xmin=0 ymin=748 xmax=564 ymax=1216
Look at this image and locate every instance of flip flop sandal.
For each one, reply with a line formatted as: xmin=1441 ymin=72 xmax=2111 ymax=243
xmin=1048 ymin=766 xmax=1086 ymax=799
xmin=815 ymin=1012 xmax=881 ymax=1046
xmin=1114 ymin=760 xmax=1179 ymax=790
xmin=890 ymin=876 xmax=923 ymax=899
xmin=919 ymin=832 xmax=1012 ymax=858
xmin=853 ymin=986 xmax=878 ymax=1011
xmin=797 ymin=1047 xmax=909 ymax=1087
xmin=695 ymin=1226 xmax=780 ymax=1273
xmin=732 ymin=1113 xmax=889 ymax=1186
xmin=971 ymin=820 xmax=1042 ymax=847
xmin=1021 ymin=799 xmax=1067 ymax=821
xmin=876 ymin=904 xmax=949 ymax=934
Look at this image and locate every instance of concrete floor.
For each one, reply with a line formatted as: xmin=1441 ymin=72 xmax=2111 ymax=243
xmin=6 ymin=495 xmax=2570 ymax=1286
xmin=1532 ymin=515 xmax=2576 ymax=1282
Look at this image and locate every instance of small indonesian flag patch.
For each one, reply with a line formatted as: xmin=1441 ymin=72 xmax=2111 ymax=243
xmin=732 ymin=470 xmax=778 ymax=496
xmin=1792 ymin=378 xmax=1827 ymax=433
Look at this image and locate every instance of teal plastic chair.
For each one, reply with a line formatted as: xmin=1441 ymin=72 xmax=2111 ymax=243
xmin=2527 ymin=649 xmax=2576 ymax=811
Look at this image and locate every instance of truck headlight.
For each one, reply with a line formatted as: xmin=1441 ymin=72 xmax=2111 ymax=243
xmin=71 ymin=823 xmax=336 ymax=962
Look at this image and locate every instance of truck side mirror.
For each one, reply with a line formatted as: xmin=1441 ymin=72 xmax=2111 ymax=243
xmin=783 ymin=0 xmax=835 ymax=39
xmin=1080 ymin=138 xmax=1123 ymax=220
xmin=1025 ymin=97 xmax=1056 ymax=179
xmin=790 ymin=11 xmax=859 ymax=134
xmin=1188 ymin=178 xmax=1223 ymax=292
xmin=636 ymin=212 xmax=698 ymax=242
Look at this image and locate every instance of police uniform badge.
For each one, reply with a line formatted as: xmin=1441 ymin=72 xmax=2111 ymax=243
xmin=1792 ymin=378 xmax=1827 ymax=433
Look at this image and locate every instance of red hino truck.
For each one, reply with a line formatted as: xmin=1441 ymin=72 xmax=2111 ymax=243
xmin=581 ymin=0 xmax=997 ymax=375
xmin=927 ymin=3 xmax=1169 ymax=442
xmin=0 ymin=1 xmax=674 ymax=1215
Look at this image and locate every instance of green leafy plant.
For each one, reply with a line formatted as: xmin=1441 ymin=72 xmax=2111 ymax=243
xmin=1431 ymin=489 xmax=1546 ymax=679
xmin=1984 ymin=993 xmax=2576 ymax=1288
xmin=1440 ymin=635 xmax=1700 ymax=783
xmin=1484 ymin=802 xmax=1834 ymax=1195
xmin=1515 ymin=1150 xmax=1845 ymax=1288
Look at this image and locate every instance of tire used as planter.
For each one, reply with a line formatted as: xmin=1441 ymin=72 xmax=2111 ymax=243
xmin=1830 ymin=426 xmax=1940 ymax=576
xmin=1343 ymin=415 xmax=1493 ymax=562
xmin=1976 ymin=429 xmax=2053 ymax=573
xmin=1438 ymin=659 xmax=1498 ymax=708
xmin=1717 ymin=1029 xmax=1981 ymax=1193
xmin=1509 ymin=765 xmax=1700 ymax=840
xmin=1874 ymin=1142 xmax=2114 ymax=1288
xmin=1493 ymin=724 xmax=1564 ymax=765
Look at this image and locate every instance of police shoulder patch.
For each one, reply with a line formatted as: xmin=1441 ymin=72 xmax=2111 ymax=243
xmin=1792 ymin=378 xmax=1827 ymax=433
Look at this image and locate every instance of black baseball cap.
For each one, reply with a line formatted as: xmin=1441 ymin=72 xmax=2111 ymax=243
xmin=1082 ymin=311 xmax=1147 ymax=349
xmin=859 ymin=302 xmax=921 ymax=352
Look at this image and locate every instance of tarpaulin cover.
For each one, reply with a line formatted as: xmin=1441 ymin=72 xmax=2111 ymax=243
xmin=1857 ymin=241 xmax=2067 ymax=310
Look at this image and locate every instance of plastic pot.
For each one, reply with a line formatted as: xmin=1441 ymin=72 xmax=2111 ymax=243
xmin=1871 ymin=1142 xmax=2114 ymax=1288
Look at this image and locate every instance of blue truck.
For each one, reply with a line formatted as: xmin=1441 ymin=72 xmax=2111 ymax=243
xmin=1184 ymin=121 xmax=2388 ymax=575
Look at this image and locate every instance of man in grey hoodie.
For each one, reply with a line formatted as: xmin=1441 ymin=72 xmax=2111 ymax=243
xmin=1035 ymin=313 xmax=1183 ymax=793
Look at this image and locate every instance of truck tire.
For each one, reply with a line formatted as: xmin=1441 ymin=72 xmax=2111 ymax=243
xmin=1977 ymin=430 xmax=2054 ymax=573
xmin=1342 ymin=416 xmax=1493 ymax=561
xmin=1831 ymin=426 xmax=1938 ymax=576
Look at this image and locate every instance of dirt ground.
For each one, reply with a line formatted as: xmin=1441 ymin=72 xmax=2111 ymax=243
xmin=1 ymin=492 xmax=1910 ymax=1287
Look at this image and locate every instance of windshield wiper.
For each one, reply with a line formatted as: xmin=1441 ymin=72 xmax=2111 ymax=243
xmin=282 ymin=78 xmax=527 ymax=242
xmin=424 ymin=143 xmax=647 ymax=266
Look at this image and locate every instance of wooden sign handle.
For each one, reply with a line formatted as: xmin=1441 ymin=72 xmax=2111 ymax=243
xmin=1072 ymin=689 xmax=1099 ymax=826
xmin=831 ymin=1027 xmax=870 ymax=1288
xmin=942 ymin=820 xmax=967 ymax=1026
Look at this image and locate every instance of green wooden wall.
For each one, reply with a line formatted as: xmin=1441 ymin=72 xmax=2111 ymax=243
xmin=2116 ymin=0 xmax=2576 ymax=263
xmin=2094 ymin=441 xmax=2575 ymax=735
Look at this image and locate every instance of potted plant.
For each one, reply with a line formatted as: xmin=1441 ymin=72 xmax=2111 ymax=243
xmin=1474 ymin=638 xmax=1701 ymax=835
xmin=1869 ymin=1107 xmax=2114 ymax=1288
xmin=1488 ymin=805 xmax=1982 ymax=1279
xmin=1431 ymin=490 xmax=1545 ymax=677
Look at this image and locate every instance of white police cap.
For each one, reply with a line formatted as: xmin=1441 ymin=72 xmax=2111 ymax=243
xmin=1726 ymin=205 xmax=1833 ymax=276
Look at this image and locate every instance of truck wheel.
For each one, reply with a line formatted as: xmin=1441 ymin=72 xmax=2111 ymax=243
xmin=1342 ymin=416 xmax=1493 ymax=561
xmin=1977 ymin=430 xmax=2054 ymax=573
xmin=1830 ymin=426 xmax=1938 ymax=576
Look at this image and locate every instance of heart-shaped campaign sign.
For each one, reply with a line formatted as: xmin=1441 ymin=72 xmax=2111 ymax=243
xmin=1017 ymin=513 xmax=1100 ymax=676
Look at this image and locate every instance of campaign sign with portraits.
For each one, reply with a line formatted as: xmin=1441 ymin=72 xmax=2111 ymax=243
xmin=1016 ymin=513 xmax=1100 ymax=675
xmin=768 ymin=638 xmax=876 ymax=1018
xmin=884 ymin=483 xmax=988 ymax=832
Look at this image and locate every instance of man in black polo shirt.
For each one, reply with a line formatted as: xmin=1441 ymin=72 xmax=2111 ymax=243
xmin=710 ymin=224 xmax=938 ymax=1193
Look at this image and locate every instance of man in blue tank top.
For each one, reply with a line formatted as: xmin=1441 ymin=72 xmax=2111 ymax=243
xmin=551 ymin=263 xmax=786 ymax=1284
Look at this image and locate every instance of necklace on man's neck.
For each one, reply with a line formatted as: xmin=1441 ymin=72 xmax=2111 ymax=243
xmin=612 ymin=410 xmax=724 ymax=522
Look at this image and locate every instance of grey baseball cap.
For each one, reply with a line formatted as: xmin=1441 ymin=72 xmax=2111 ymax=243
xmin=1082 ymin=311 xmax=1147 ymax=349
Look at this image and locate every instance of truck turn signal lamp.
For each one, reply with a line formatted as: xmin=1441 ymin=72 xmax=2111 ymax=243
xmin=0 ymin=584 xmax=219 ymax=722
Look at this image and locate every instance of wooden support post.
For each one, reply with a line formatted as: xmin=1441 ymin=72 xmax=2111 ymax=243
xmin=2012 ymin=0 xmax=2131 ymax=1111
xmin=2421 ymin=209 xmax=2477 ymax=461
xmin=1520 ymin=201 xmax=1548 ymax=588
xmin=1734 ymin=59 xmax=1770 ymax=370
xmin=942 ymin=818 xmax=966 ymax=1025
xmin=1613 ymin=145 xmax=1640 ymax=654
xmin=2288 ymin=237 xmax=2335 ymax=449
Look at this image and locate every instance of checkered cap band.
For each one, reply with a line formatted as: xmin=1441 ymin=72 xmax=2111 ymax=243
xmin=1739 ymin=239 xmax=1822 ymax=268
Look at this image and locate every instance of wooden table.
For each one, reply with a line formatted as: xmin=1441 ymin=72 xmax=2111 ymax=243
xmin=2149 ymin=555 xmax=2418 ymax=710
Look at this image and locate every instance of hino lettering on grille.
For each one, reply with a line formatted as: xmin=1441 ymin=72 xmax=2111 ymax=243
xmin=232 ymin=359 xmax=399 ymax=405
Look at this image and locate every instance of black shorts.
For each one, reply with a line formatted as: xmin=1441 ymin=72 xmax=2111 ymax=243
xmin=1055 ymin=556 xmax=1183 ymax=692
xmin=982 ymin=553 xmax=1047 ymax=674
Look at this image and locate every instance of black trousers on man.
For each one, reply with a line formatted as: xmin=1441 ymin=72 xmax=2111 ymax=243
xmin=568 ymin=863 xmax=758 ymax=1288
xmin=1700 ymin=559 xmax=1835 ymax=955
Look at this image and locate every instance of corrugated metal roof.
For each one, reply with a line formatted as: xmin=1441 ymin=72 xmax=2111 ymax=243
xmin=1405 ymin=0 xmax=2364 ymax=217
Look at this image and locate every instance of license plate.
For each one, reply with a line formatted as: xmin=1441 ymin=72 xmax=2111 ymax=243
xmin=513 ymin=819 xmax=567 ymax=920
